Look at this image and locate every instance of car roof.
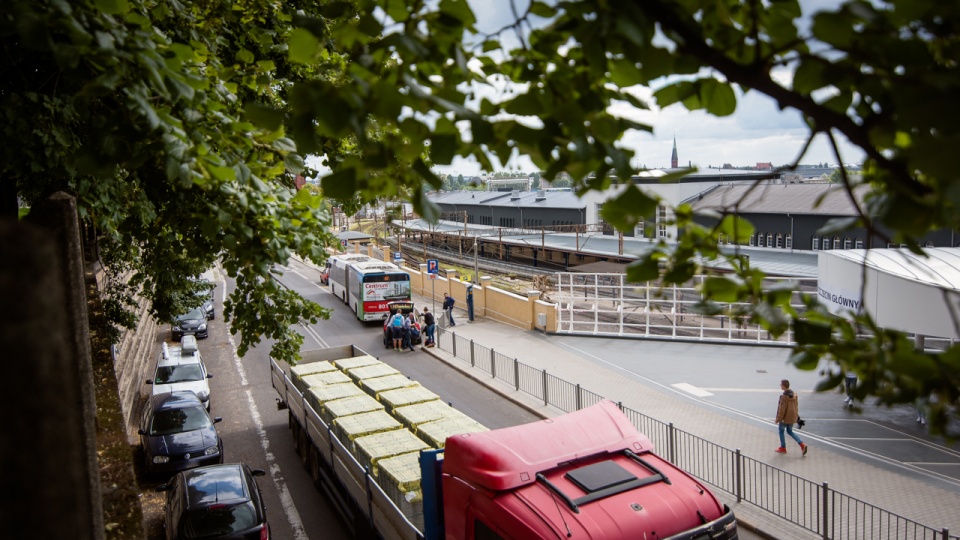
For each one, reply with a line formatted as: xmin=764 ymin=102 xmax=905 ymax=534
xmin=159 ymin=340 xmax=202 ymax=366
xmin=149 ymin=391 xmax=205 ymax=411
xmin=182 ymin=464 xmax=251 ymax=508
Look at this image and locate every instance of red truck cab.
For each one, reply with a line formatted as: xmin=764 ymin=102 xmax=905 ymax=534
xmin=436 ymin=400 xmax=737 ymax=539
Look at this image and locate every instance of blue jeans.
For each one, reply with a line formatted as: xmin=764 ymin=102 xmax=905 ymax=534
xmin=779 ymin=422 xmax=803 ymax=447
xmin=425 ymin=323 xmax=436 ymax=344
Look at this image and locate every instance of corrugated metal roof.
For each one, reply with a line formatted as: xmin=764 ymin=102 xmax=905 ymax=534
xmin=691 ymin=183 xmax=868 ymax=215
xmin=826 ymin=248 xmax=960 ymax=290
xmin=430 ymin=190 xmax=585 ymax=209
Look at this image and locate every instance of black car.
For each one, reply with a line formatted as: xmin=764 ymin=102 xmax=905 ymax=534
xmin=193 ymin=280 xmax=216 ymax=320
xmin=157 ymin=463 xmax=269 ymax=540
xmin=172 ymin=308 xmax=209 ymax=340
xmin=139 ymin=391 xmax=223 ymax=476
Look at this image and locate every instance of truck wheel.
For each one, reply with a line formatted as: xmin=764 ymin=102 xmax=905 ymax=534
xmin=291 ymin=419 xmax=301 ymax=455
xmin=298 ymin=426 xmax=310 ymax=466
xmin=309 ymin=446 xmax=323 ymax=487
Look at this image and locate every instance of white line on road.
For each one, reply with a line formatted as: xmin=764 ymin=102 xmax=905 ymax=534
xmin=227 ymin=333 xmax=308 ymax=540
xmin=672 ymin=382 xmax=714 ymax=397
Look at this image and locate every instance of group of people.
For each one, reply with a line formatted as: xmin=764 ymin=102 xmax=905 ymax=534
xmin=386 ymin=305 xmax=443 ymax=352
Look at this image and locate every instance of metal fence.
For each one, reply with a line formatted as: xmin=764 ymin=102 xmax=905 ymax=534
xmin=433 ymin=327 xmax=957 ymax=540
xmin=554 ymin=272 xmax=818 ymax=345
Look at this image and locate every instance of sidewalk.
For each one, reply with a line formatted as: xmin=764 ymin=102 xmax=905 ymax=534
xmin=413 ymin=295 xmax=960 ymax=540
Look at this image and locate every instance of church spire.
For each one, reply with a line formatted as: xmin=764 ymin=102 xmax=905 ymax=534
xmin=671 ymin=135 xmax=678 ymax=168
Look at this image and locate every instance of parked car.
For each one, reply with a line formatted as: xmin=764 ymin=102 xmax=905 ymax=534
xmin=157 ymin=463 xmax=269 ymax=540
xmin=139 ymin=391 xmax=223 ymax=476
xmin=172 ymin=307 xmax=209 ymax=340
xmin=382 ymin=301 xmax=421 ymax=348
xmin=146 ymin=336 xmax=213 ymax=410
xmin=193 ymin=279 xmax=216 ymax=320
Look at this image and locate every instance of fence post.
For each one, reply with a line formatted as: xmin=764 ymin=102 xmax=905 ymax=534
xmin=575 ymin=383 xmax=582 ymax=410
xmin=469 ymin=339 xmax=475 ymax=367
xmin=821 ymin=482 xmax=830 ymax=540
xmin=942 ymin=529 xmax=950 ymax=540
xmin=452 ymin=334 xmax=457 ymax=358
xmin=514 ymin=358 xmax=519 ymax=390
xmin=542 ymin=369 xmax=549 ymax=406
xmin=491 ymin=349 xmax=497 ymax=379
xmin=668 ymin=422 xmax=676 ymax=464
xmin=735 ymin=449 xmax=742 ymax=503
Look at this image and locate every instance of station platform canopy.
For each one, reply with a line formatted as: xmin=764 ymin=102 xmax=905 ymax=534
xmin=817 ymin=248 xmax=960 ymax=340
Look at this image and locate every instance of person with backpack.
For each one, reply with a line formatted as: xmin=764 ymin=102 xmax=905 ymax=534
xmin=421 ymin=307 xmax=436 ymax=348
xmin=389 ymin=310 xmax=404 ymax=351
xmin=442 ymin=292 xmax=456 ymax=326
xmin=405 ymin=313 xmax=420 ymax=351
xmin=401 ymin=313 xmax=416 ymax=352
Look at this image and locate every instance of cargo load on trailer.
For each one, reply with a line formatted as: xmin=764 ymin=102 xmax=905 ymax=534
xmin=271 ymin=346 xmax=737 ymax=540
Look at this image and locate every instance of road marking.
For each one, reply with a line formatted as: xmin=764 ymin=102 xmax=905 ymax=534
xmin=672 ymin=383 xmax=714 ymax=397
xmin=227 ymin=333 xmax=309 ymax=540
xmin=301 ymin=322 xmax=329 ymax=349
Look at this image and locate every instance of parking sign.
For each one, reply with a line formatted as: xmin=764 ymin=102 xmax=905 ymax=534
xmin=340 ymin=239 xmax=348 ymax=248
xmin=427 ymin=259 xmax=439 ymax=275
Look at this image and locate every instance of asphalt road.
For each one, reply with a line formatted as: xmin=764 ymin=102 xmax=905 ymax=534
xmin=188 ymin=260 xmax=539 ymax=540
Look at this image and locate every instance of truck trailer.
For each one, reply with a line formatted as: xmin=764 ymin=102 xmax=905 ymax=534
xmin=271 ymin=345 xmax=738 ymax=540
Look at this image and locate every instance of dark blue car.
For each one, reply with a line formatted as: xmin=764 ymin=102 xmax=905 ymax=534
xmin=139 ymin=391 xmax=223 ymax=476
xmin=158 ymin=463 xmax=269 ymax=540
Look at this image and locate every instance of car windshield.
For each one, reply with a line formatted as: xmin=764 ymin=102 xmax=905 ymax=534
xmin=154 ymin=364 xmax=204 ymax=384
xmin=149 ymin=405 xmax=211 ymax=435
xmin=178 ymin=309 xmax=204 ymax=321
xmin=182 ymin=501 xmax=258 ymax=538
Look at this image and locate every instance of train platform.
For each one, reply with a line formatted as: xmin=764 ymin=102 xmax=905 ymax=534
xmin=415 ymin=297 xmax=960 ymax=540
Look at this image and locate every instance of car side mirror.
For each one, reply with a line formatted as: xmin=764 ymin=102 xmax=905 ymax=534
xmin=206 ymin=374 xmax=213 ymax=379
xmin=145 ymin=380 xmax=153 ymax=385
xmin=214 ymin=417 xmax=223 ymax=423
xmin=251 ymin=469 xmax=266 ymax=477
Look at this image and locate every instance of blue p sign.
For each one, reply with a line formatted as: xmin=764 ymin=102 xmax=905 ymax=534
xmin=427 ymin=259 xmax=439 ymax=274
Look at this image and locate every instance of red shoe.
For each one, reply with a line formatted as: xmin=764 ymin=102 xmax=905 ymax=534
xmin=800 ymin=443 xmax=808 ymax=456
xmin=775 ymin=447 xmax=787 ymax=454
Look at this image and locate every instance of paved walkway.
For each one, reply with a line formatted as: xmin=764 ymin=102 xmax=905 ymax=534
xmin=417 ymin=298 xmax=960 ymax=540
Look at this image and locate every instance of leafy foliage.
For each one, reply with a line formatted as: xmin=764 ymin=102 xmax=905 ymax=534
xmin=2 ymin=0 xmax=958 ymax=432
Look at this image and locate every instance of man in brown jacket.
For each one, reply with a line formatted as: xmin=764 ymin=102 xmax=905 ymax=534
xmin=775 ymin=379 xmax=808 ymax=455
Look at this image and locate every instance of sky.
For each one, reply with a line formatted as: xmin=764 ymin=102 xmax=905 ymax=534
xmin=309 ymin=0 xmax=866 ymax=177
xmin=434 ymin=0 xmax=866 ymax=176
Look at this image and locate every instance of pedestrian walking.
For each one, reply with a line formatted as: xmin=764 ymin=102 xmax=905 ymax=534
xmin=422 ymin=307 xmax=436 ymax=348
xmin=442 ymin=292 xmax=456 ymax=327
xmin=843 ymin=370 xmax=857 ymax=408
xmin=916 ymin=396 xmax=928 ymax=426
xmin=774 ymin=379 xmax=808 ymax=456
xmin=404 ymin=313 xmax=418 ymax=351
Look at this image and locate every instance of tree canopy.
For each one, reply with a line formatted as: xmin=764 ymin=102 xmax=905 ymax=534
xmin=2 ymin=0 xmax=958 ymax=433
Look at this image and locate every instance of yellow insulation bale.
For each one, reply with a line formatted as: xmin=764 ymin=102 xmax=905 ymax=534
xmin=360 ymin=374 xmax=419 ymax=398
xmin=416 ymin=417 xmax=489 ymax=449
xmin=376 ymin=451 xmax=424 ymax=531
xmin=392 ymin=401 xmax=465 ymax=430
xmin=322 ymin=394 xmax=385 ymax=426
xmin=290 ymin=361 xmax=337 ymax=393
xmin=354 ymin=429 xmax=430 ymax=476
xmin=304 ymin=383 xmax=365 ymax=414
xmin=332 ymin=355 xmax=381 ymax=371
xmin=378 ymin=385 xmax=442 ymax=413
xmin=333 ymin=410 xmax=403 ymax=456
xmin=299 ymin=371 xmax=353 ymax=392
xmin=347 ymin=363 xmax=401 ymax=383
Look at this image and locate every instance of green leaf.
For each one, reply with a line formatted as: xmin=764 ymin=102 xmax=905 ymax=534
xmin=288 ymin=28 xmax=321 ymax=64
xmin=701 ymin=276 xmax=740 ymax=303
xmin=95 ymin=0 xmax=129 ymax=15
xmin=530 ymin=1 xmax=555 ymax=18
xmin=717 ymin=215 xmax=755 ymax=243
xmin=430 ymin=134 xmax=457 ymax=165
xmin=792 ymin=60 xmax=826 ymax=95
xmin=439 ymin=0 xmax=477 ymax=26
xmin=600 ymin=185 xmax=658 ymax=231
xmin=321 ymin=168 xmax=358 ymax=201
xmin=245 ymin=103 xmax=284 ymax=131
xmin=627 ymin=256 xmax=661 ymax=283
xmin=236 ymin=48 xmax=255 ymax=64
xmin=794 ymin=319 xmax=832 ymax=345
xmin=700 ymin=79 xmax=736 ymax=116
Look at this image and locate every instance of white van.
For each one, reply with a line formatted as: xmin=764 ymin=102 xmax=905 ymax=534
xmin=146 ymin=336 xmax=213 ymax=410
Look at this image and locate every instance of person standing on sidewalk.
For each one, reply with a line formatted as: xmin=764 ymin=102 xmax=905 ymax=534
xmin=442 ymin=292 xmax=456 ymax=326
xmin=421 ymin=307 xmax=436 ymax=348
xmin=775 ymin=379 xmax=808 ymax=456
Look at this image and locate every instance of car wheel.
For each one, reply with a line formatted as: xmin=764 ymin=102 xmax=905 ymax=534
xmin=210 ymin=311 xmax=216 ymax=320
